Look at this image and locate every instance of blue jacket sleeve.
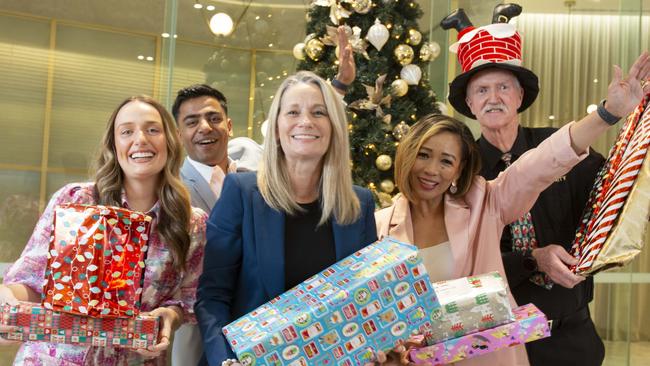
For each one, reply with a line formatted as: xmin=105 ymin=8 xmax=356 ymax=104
xmin=195 ymin=175 xmax=243 ymax=364
xmin=360 ymin=187 xmax=378 ymax=246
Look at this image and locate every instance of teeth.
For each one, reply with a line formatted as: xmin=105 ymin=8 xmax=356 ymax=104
xmin=198 ymin=139 xmax=216 ymax=145
xmin=292 ymin=134 xmax=318 ymax=140
xmin=130 ymin=152 xmax=154 ymax=159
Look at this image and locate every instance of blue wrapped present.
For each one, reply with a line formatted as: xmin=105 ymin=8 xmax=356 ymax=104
xmin=223 ymin=237 xmax=439 ymax=366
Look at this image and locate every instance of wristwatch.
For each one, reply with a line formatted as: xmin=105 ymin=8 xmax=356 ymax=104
xmin=523 ymin=253 xmax=538 ymax=272
xmin=596 ymin=99 xmax=622 ymax=125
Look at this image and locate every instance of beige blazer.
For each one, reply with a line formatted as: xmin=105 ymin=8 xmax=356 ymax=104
xmin=376 ymin=123 xmax=586 ymax=366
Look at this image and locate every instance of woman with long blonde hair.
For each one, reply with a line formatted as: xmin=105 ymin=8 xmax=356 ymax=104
xmin=0 ymin=95 xmax=207 ymax=365
xmin=195 ymin=71 xmax=377 ymax=365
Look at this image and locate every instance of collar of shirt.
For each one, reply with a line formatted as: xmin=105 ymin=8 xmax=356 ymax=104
xmin=119 ymin=189 xmax=161 ymax=218
xmin=187 ymin=156 xmax=237 ymax=183
xmin=478 ymin=125 xmax=530 ymax=171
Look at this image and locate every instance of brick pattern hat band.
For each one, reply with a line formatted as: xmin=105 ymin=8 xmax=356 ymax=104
xmin=442 ymin=4 xmax=540 ymax=119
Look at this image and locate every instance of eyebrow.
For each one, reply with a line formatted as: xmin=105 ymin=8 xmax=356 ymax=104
xmin=182 ymin=110 xmax=221 ymax=122
xmin=115 ymin=120 xmax=162 ymax=127
xmin=419 ymin=146 xmax=458 ymax=161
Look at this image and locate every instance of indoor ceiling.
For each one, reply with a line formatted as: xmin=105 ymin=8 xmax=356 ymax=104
xmin=0 ymin=0 xmax=646 ymax=51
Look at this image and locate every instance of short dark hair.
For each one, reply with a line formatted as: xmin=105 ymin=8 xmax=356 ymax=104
xmin=171 ymin=84 xmax=228 ymax=122
xmin=395 ymin=114 xmax=481 ymax=200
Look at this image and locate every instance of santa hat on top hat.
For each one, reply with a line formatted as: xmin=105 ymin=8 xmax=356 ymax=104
xmin=441 ymin=4 xmax=539 ymax=119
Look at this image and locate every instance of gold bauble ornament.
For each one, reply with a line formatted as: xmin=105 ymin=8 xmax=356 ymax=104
xmin=380 ymin=179 xmax=395 ymax=193
xmin=305 ymin=38 xmax=325 ymax=61
xmin=375 ymin=154 xmax=392 ymax=171
xmin=394 ymin=44 xmax=414 ymax=66
xmin=419 ymin=42 xmax=433 ymax=62
xmin=392 ymin=121 xmax=410 ymax=141
xmin=390 ymin=79 xmax=408 ymax=97
xmin=407 ymin=29 xmax=422 ymax=46
xmin=351 ymin=0 xmax=372 ymax=14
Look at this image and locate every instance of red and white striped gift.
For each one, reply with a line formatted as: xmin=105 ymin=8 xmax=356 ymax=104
xmin=571 ymin=93 xmax=650 ymax=275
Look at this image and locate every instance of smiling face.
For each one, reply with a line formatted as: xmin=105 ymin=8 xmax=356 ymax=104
xmin=465 ymin=68 xmax=523 ymax=131
xmin=177 ymin=95 xmax=232 ymax=167
xmin=408 ymin=131 xmax=463 ymax=203
xmin=277 ymin=82 xmax=332 ymax=165
xmin=113 ymin=100 xmax=168 ymax=184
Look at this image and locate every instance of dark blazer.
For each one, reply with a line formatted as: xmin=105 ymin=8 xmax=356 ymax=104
xmin=195 ymin=172 xmax=377 ymax=365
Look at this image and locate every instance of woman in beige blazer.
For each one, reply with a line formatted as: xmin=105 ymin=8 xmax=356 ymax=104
xmin=374 ymin=51 xmax=650 ymax=366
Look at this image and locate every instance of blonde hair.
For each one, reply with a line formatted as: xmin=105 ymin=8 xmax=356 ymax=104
xmin=93 ymin=96 xmax=192 ymax=270
xmin=395 ymin=114 xmax=481 ymax=202
xmin=257 ymin=71 xmax=360 ymax=225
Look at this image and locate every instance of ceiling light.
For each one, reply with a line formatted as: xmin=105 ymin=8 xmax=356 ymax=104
xmin=548 ymin=115 xmax=555 ymax=120
xmin=209 ymin=13 xmax=234 ymax=36
xmin=268 ymin=43 xmax=273 ymax=47
xmin=193 ymin=3 xmax=203 ymax=9
xmin=593 ymin=78 xmax=598 ymax=83
xmin=206 ymin=5 xmax=215 ymax=11
xmin=161 ymin=33 xmax=170 ymax=38
xmin=255 ymin=16 xmax=260 ymax=20
xmin=146 ymin=56 xmax=154 ymax=61
xmin=137 ymin=55 xmax=144 ymax=60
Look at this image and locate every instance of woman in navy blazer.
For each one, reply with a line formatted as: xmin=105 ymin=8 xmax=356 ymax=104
xmin=195 ymin=71 xmax=378 ymax=365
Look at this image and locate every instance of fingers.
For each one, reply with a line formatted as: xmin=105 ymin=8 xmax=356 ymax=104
xmin=555 ymin=246 xmax=579 ymax=266
xmin=612 ymin=65 xmax=623 ymax=85
xmin=628 ymin=52 xmax=650 ymax=80
xmin=337 ymin=26 xmax=349 ymax=48
xmin=135 ymin=335 xmax=170 ymax=358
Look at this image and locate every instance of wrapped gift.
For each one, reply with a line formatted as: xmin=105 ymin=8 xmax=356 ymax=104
xmin=0 ymin=302 xmax=159 ymax=349
xmin=43 ymin=204 xmax=152 ymax=318
xmin=423 ymin=272 xmax=514 ymax=345
xmin=223 ymin=237 xmax=439 ymax=366
xmin=410 ymin=303 xmax=550 ymax=365
xmin=570 ymin=93 xmax=650 ymax=275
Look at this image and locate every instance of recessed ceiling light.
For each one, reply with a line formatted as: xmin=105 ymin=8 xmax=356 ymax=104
xmin=548 ymin=115 xmax=555 ymax=120
xmin=268 ymin=43 xmax=273 ymax=47
xmin=146 ymin=56 xmax=154 ymax=61
xmin=255 ymin=16 xmax=260 ymax=20
xmin=137 ymin=55 xmax=145 ymax=60
xmin=161 ymin=33 xmax=170 ymax=38
xmin=593 ymin=78 xmax=598 ymax=83
xmin=206 ymin=5 xmax=215 ymax=11
xmin=193 ymin=3 xmax=203 ymax=9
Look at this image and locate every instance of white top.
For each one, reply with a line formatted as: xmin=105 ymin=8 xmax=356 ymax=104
xmin=187 ymin=156 xmax=236 ymax=183
xmin=418 ymin=241 xmax=454 ymax=283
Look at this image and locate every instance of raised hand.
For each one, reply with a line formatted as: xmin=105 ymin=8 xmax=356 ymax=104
xmin=605 ymin=51 xmax=650 ymax=118
xmin=336 ymin=26 xmax=356 ymax=87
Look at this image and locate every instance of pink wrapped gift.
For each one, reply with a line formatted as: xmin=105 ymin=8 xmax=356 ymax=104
xmin=409 ymin=303 xmax=549 ymax=365
xmin=0 ymin=301 xmax=159 ymax=349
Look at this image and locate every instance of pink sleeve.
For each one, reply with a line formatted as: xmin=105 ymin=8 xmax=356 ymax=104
xmin=486 ymin=123 xmax=588 ymax=225
xmin=3 ymin=184 xmax=92 ymax=294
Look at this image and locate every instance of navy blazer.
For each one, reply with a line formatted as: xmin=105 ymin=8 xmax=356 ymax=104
xmin=195 ymin=172 xmax=377 ymax=365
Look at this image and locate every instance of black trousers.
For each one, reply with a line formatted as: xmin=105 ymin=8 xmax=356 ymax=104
xmin=526 ymin=312 xmax=604 ymax=366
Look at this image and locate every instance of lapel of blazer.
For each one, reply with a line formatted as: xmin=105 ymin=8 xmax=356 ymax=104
xmin=386 ymin=195 xmax=415 ymax=243
xmin=444 ymin=193 xmax=471 ymax=278
xmin=181 ymin=158 xmax=217 ymax=211
xmin=252 ymin=188 xmax=286 ymax=298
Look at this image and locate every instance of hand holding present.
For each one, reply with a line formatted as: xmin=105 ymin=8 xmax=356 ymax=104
xmin=136 ymin=305 xmax=182 ymax=358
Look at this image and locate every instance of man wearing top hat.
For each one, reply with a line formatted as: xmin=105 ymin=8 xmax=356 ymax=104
xmin=442 ymin=4 xmax=605 ymax=365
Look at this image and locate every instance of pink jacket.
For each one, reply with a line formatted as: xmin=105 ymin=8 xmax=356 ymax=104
xmin=375 ymin=123 xmax=586 ymax=366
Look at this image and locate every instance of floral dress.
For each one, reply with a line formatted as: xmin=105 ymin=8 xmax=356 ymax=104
xmin=4 ymin=182 xmax=207 ymax=366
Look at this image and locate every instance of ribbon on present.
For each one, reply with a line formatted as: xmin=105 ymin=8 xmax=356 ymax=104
xmin=424 ymin=272 xmax=514 ymax=345
xmin=43 ymin=204 xmax=152 ymax=318
xmin=570 ymin=93 xmax=650 ymax=275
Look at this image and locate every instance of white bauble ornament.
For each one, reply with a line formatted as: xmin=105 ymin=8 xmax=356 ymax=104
xmin=293 ymin=43 xmax=305 ymax=60
xmin=400 ymin=64 xmax=422 ymax=85
xmin=366 ymin=19 xmax=389 ymax=51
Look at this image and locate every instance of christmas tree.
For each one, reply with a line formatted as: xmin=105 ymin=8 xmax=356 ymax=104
xmin=295 ymin=0 xmax=441 ymax=207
